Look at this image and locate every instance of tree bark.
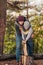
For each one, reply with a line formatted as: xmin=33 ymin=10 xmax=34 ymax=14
xmin=0 ymin=0 xmax=6 ymax=55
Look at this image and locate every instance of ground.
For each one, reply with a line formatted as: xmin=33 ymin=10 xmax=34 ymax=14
xmin=0 ymin=59 xmax=43 ymax=65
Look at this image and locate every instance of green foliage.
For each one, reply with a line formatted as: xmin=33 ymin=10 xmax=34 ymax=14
xmin=3 ymin=15 xmax=43 ymax=54
xmin=3 ymin=15 xmax=16 ymax=54
xmin=31 ymin=15 xmax=43 ymax=54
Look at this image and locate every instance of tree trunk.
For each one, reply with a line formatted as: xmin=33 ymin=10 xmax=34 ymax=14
xmin=0 ymin=0 xmax=6 ymax=55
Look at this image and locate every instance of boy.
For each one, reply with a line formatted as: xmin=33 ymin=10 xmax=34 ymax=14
xmin=21 ymin=21 xmax=33 ymax=65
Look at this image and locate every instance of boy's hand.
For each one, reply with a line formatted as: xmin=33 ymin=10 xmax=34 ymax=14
xmin=19 ymin=27 xmax=22 ymax=32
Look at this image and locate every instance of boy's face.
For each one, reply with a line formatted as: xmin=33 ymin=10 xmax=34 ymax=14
xmin=24 ymin=27 xmax=28 ymax=30
xmin=24 ymin=26 xmax=29 ymax=30
xmin=18 ymin=21 xmax=24 ymax=26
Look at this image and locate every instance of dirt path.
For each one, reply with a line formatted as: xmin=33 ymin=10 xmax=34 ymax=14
xmin=0 ymin=59 xmax=43 ymax=65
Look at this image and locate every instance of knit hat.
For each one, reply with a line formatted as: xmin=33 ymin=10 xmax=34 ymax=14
xmin=23 ymin=21 xmax=30 ymax=30
xmin=17 ymin=16 xmax=26 ymax=22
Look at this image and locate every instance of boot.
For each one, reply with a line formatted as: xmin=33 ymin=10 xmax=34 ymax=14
xmin=16 ymin=62 xmax=19 ymax=65
xmin=19 ymin=61 xmax=23 ymax=65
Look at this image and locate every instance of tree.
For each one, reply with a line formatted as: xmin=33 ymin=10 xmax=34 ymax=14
xmin=0 ymin=0 xmax=6 ymax=55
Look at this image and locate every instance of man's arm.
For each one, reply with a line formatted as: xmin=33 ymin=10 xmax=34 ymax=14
xmin=26 ymin=27 xmax=33 ymax=41
xmin=15 ymin=22 xmax=21 ymax=35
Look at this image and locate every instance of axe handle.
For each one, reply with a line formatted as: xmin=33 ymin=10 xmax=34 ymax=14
xmin=22 ymin=42 xmax=28 ymax=56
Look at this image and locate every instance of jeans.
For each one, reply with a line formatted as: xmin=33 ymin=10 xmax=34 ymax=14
xmin=16 ymin=34 xmax=22 ymax=62
xmin=27 ymin=38 xmax=34 ymax=56
xmin=16 ymin=33 xmax=34 ymax=62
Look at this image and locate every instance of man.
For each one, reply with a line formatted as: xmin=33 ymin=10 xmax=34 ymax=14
xmin=15 ymin=15 xmax=34 ymax=65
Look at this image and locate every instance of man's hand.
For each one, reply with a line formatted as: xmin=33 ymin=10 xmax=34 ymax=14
xmin=22 ymin=40 xmax=26 ymax=44
xmin=31 ymin=34 xmax=34 ymax=38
